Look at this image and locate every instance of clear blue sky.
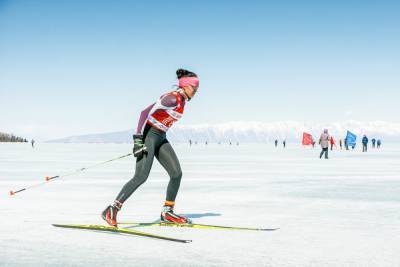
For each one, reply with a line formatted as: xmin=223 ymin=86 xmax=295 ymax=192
xmin=1 ymin=0 xmax=399 ymax=140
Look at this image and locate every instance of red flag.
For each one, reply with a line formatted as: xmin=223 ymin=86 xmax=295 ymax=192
xmin=302 ymin=132 xmax=313 ymax=145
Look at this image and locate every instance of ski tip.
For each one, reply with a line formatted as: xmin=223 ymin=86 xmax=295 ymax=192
xmin=261 ymin=228 xmax=280 ymax=231
xmin=52 ymin=224 xmax=68 ymax=228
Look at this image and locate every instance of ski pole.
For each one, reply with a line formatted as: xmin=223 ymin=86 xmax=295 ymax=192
xmin=8 ymin=148 xmax=145 ymax=197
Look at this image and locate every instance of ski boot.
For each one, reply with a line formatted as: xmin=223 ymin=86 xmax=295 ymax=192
xmin=160 ymin=205 xmax=191 ymax=224
xmin=101 ymin=201 xmax=122 ymax=227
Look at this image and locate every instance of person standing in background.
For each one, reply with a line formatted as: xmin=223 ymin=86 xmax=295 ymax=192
xmin=362 ymin=135 xmax=368 ymax=152
xmin=329 ymin=136 xmax=335 ymax=151
xmin=319 ymin=129 xmax=330 ymax=159
xmin=377 ymin=139 xmax=382 ymax=149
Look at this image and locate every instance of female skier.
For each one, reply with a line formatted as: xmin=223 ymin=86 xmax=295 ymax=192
xmin=102 ymin=69 xmax=199 ymax=227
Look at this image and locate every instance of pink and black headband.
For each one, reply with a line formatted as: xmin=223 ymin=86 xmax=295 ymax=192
xmin=178 ymin=77 xmax=199 ymax=88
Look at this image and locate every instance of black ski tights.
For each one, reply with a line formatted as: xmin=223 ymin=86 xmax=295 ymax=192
xmin=116 ymin=125 xmax=182 ymax=204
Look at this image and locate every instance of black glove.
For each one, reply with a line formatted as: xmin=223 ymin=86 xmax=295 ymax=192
xmin=133 ymin=134 xmax=146 ymax=157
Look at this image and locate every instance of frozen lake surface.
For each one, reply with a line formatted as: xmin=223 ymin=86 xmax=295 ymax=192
xmin=1 ymin=142 xmax=400 ymax=266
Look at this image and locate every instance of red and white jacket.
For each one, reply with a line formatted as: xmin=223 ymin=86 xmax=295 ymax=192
xmin=136 ymin=89 xmax=186 ymax=134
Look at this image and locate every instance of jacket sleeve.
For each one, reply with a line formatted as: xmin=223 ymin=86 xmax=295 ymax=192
xmin=159 ymin=94 xmax=178 ymax=109
xmin=136 ymin=103 xmax=155 ymax=134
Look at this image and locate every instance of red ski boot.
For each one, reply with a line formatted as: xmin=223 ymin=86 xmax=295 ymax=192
xmin=160 ymin=205 xmax=191 ymax=224
xmin=101 ymin=201 xmax=122 ymax=227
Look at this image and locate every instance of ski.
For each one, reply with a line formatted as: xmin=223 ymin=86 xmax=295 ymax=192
xmin=119 ymin=221 xmax=279 ymax=231
xmin=52 ymin=224 xmax=192 ymax=243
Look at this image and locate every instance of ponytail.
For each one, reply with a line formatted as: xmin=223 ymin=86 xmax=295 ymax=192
xmin=176 ymin=69 xmax=197 ymax=79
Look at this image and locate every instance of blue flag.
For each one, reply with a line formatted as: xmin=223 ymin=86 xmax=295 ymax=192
xmin=345 ymin=131 xmax=357 ymax=147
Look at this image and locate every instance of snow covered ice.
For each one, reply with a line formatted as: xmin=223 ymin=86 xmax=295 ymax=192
xmin=1 ymin=142 xmax=400 ymax=266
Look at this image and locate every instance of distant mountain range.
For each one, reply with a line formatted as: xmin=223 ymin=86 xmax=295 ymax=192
xmin=47 ymin=120 xmax=400 ymax=143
